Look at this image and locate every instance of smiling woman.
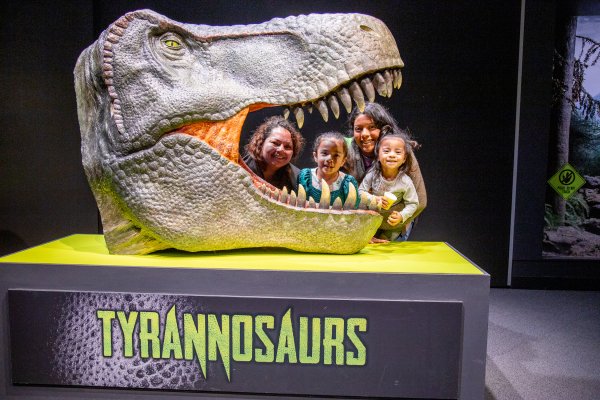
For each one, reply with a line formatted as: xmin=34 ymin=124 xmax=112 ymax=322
xmin=242 ymin=116 xmax=305 ymax=192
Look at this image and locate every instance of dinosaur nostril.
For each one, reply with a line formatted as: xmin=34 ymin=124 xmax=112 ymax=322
xmin=360 ymin=25 xmax=374 ymax=32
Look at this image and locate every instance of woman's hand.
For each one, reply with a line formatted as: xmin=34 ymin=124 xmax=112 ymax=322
xmin=369 ymin=236 xmax=389 ymax=244
xmin=387 ymin=211 xmax=403 ymax=226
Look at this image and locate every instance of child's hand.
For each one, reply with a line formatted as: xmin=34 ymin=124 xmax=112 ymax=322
xmin=387 ymin=211 xmax=403 ymax=226
xmin=379 ymin=196 xmax=392 ymax=210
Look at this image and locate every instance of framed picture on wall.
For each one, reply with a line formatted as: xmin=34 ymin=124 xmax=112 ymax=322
xmin=544 ymin=10 xmax=600 ymax=259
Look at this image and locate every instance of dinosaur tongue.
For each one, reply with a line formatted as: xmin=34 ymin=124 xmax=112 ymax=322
xmin=177 ymin=107 xmax=249 ymax=162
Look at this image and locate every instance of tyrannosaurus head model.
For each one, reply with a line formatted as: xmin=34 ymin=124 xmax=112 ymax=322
xmin=75 ymin=9 xmax=404 ymax=255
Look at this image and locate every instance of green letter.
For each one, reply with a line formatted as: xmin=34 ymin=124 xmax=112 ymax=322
xmin=184 ymin=313 xmax=207 ymax=379
xmin=139 ymin=311 xmax=160 ymax=358
xmin=299 ymin=316 xmax=321 ymax=364
xmin=323 ymin=318 xmax=345 ymax=365
xmin=162 ymin=305 xmax=183 ymax=359
xmin=346 ymin=318 xmax=367 ymax=366
xmin=254 ymin=315 xmax=275 ymax=362
xmin=232 ymin=315 xmax=253 ymax=362
xmin=116 ymin=310 xmax=139 ymax=357
xmin=208 ymin=314 xmax=231 ymax=381
xmin=276 ymin=309 xmax=297 ymax=363
xmin=97 ymin=310 xmax=115 ymax=357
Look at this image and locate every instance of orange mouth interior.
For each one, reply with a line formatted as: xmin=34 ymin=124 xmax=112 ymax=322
xmin=175 ymin=105 xmax=276 ymax=190
xmin=177 ymin=107 xmax=249 ymax=162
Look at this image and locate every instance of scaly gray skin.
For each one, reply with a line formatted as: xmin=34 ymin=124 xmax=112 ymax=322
xmin=75 ymin=9 xmax=404 ymax=255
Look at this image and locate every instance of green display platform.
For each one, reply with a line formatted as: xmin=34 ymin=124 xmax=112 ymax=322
xmin=1 ymin=234 xmax=485 ymax=274
xmin=0 ymin=235 xmax=490 ymax=400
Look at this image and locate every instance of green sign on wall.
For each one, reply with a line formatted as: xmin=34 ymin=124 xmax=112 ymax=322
xmin=547 ymin=163 xmax=586 ymax=200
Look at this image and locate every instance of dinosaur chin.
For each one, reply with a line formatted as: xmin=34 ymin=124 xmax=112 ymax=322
xmin=76 ymin=9 xmax=403 ymax=255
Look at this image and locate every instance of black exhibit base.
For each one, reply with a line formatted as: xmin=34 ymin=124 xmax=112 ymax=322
xmin=0 ymin=235 xmax=490 ymax=400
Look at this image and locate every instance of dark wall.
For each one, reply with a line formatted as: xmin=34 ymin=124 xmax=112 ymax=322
xmin=0 ymin=1 xmax=98 ymax=254
xmin=1 ymin=1 xmax=521 ymax=286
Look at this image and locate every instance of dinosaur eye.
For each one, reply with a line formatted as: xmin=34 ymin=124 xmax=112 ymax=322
xmin=163 ymin=39 xmax=181 ymax=49
xmin=152 ymin=32 xmax=190 ymax=63
xmin=158 ymin=33 xmax=186 ymax=52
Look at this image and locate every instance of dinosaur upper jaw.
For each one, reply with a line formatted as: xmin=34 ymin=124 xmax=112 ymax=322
xmin=102 ymin=10 xmax=403 ymax=155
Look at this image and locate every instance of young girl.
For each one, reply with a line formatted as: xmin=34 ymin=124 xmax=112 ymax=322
xmin=359 ymin=133 xmax=419 ymax=243
xmin=298 ymin=132 xmax=359 ymax=208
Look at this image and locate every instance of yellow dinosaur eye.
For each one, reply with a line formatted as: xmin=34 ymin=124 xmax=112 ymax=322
xmin=163 ymin=39 xmax=181 ymax=49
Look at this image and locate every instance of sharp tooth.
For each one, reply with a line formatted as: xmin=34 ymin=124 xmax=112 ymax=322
xmin=297 ymin=184 xmax=307 ymax=207
xmin=271 ymin=188 xmax=280 ymax=201
xmin=358 ymin=192 xmax=370 ymax=210
xmin=289 ymin=190 xmax=297 ymax=206
xmin=280 ymin=186 xmax=289 ymax=203
xmin=368 ymin=196 xmax=379 ymax=211
xmin=373 ymin=72 xmax=387 ymax=97
xmin=261 ymin=184 xmax=268 ymax=195
xmin=328 ymin=95 xmax=340 ymax=119
xmin=393 ymin=69 xmax=403 ymax=89
xmin=349 ymin=81 xmax=365 ymax=112
xmin=293 ymin=107 xmax=305 ymax=129
xmin=343 ymin=184 xmax=357 ymax=209
xmin=307 ymin=104 xmax=313 ymax=114
xmin=319 ymin=179 xmax=331 ymax=209
xmin=337 ymin=87 xmax=353 ymax=113
xmin=360 ymin=77 xmax=376 ymax=102
xmin=316 ymin=99 xmax=329 ymax=122
xmin=308 ymin=196 xmax=316 ymax=209
xmin=283 ymin=108 xmax=290 ymax=119
xmin=332 ymin=197 xmax=343 ymax=210
xmin=384 ymin=70 xmax=393 ymax=97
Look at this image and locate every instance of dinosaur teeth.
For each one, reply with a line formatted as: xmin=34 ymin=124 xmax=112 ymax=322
xmin=360 ymin=77 xmax=376 ymax=103
xmin=293 ymin=107 xmax=305 ymax=129
xmin=297 ymin=184 xmax=307 ymax=207
xmin=328 ymin=95 xmax=340 ymax=119
xmin=316 ymin=99 xmax=329 ymax=123
xmin=271 ymin=188 xmax=280 ymax=201
xmin=349 ymin=81 xmax=366 ymax=112
xmin=319 ymin=179 xmax=331 ymax=209
xmin=358 ymin=192 xmax=370 ymax=210
xmin=280 ymin=186 xmax=289 ymax=204
xmin=281 ymin=68 xmax=402 ymax=124
xmin=337 ymin=87 xmax=353 ymax=113
xmin=255 ymin=178 xmax=372 ymax=212
xmin=368 ymin=196 xmax=380 ymax=211
xmin=373 ymin=72 xmax=387 ymax=97
xmin=393 ymin=69 xmax=402 ymax=89
xmin=383 ymin=70 xmax=394 ymax=98
xmin=332 ymin=197 xmax=343 ymax=210
xmin=343 ymin=184 xmax=357 ymax=210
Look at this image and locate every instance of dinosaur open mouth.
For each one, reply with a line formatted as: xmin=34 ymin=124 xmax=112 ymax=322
xmin=165 ymin=67 xmax=401 ymax=212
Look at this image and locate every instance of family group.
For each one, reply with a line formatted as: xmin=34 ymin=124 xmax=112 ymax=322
xmin=242 ymin=103 xmax=426 ymax=243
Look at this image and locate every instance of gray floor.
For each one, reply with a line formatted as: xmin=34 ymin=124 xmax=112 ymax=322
xmin=485 ymin=288 xmax=600 ymax=400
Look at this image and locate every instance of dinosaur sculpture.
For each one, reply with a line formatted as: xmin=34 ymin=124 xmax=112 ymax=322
xmin=75 ymin=9 xmax=405 ymax=255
